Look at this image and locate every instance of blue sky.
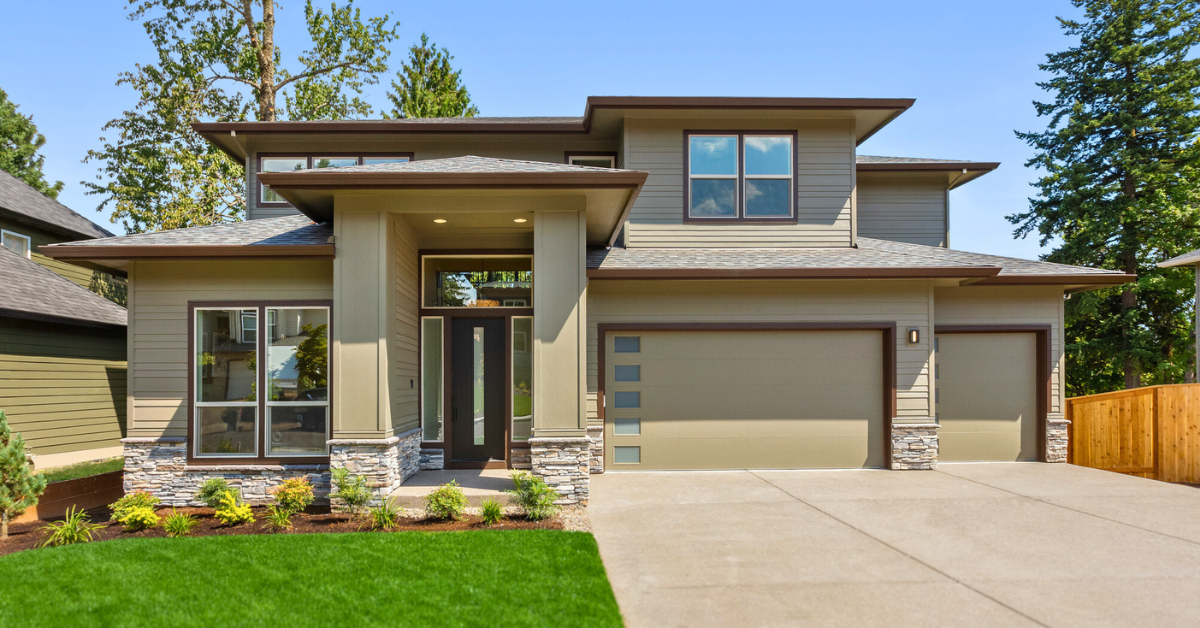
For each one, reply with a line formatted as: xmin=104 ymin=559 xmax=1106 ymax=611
xmin=2 ymin=0 xmax=1079 ymax=257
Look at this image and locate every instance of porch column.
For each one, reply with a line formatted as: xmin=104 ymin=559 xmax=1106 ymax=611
xmin=530 ymin=208 xmax=590 ymax=504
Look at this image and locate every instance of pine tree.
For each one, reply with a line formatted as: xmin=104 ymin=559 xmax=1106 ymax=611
xmin=0 ymin=411 xmax=46 ymax=539
xmin=384 ymin=33 xmax=479 ymax=119
xmin=1010 ymin=0 xmax=1200 ymax=394
xmin=0 ymin=88 xmax=64 ymax=198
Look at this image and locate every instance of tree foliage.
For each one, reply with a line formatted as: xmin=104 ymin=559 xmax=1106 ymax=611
xmin=85 ymin=0 xmax=399 ymax=233
xmin=0 ymin=410 xmax=47 ymax=539
xmin=1011 ymin=0 xmax=1200 ymax=394
xmin=384 ymin=33 xmax=478 ymax=119
xmin=0 ymin=88 xmax=64 ymax=198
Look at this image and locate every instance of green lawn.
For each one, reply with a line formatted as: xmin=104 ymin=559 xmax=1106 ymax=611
xmin=39 ymin=457 xmax=124 ymax=484
xmin=0 ymin=530 xmax=623 ymax=628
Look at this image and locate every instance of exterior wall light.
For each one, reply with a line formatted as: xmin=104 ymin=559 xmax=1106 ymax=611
xmin=907 ymin=328 xmax=920 ymax=345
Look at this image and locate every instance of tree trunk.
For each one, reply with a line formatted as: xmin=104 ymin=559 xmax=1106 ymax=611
xmin=242 ymin=0 xmax=277 ymax=121
xmin=1121 ymin=175 xmax=1139 ymax=390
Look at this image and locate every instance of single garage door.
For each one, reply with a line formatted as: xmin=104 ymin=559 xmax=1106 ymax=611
xmin=935 ymin=333 xmax=1038 ymax=461
xmin=604 ymin=329 xmax=885 ymax=470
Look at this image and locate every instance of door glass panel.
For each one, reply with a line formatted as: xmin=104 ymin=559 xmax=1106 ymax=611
xmin=512 ymin=317 xmax=533 ymax=441
xmin=473 ymin=326 xmax=485 ymax=446
xmin=422 ymin=317 xmax=444 ymax=441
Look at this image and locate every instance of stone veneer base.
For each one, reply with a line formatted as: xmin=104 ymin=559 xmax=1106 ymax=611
xmin=587 ymin=425 xmax=604 ymax=474
xmin=529 ymin=437 xmax=590 ymax=505
xmin=891 ymin=422 xmax=939 ymax=470
xmin=1045 ymin=414 xmax=1070 ymax=463
xmin=328 ymin=428 xmax=421 ymax=510
xmin=419 ymin=448 xmax=445 ymax=470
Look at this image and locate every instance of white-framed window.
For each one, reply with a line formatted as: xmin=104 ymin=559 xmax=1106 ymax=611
xmin=686 ymin=133 xmax=794 ymax=221
xmin=258 ymin=154 xmax=413 ymax=205
xmin=1 ymin=230 xmax=32 ymax=259
xmin=512 ymin=316 xmax=533 ymax=442
xmin=194 ymin=304 xmax=330 ymax=460
xmin=567 ymin=154 xmax=616 ymax=168
xmin=421 ymin=316 xmax=445 ymax=442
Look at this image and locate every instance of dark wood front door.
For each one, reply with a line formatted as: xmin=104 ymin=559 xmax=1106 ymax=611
xmin=451 ymin=317 xmax=507 ymax=461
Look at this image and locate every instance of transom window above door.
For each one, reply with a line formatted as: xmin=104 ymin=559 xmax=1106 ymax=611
xmin=686 ymin=133 xmax=795 ymax=221
xmin=258 ymin=154 xmax=414 ymax=204
xmin=421 ymin=256 xmax=533 ymax=308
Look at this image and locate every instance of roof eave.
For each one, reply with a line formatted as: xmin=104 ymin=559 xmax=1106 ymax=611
xmin=39 ymin=243 xmax=335 ymax=261
xmin=1158 ymin=253 xmax=1200 ymax=268
xmin=0 ymin=307 xmax=125 ymax=331
xmin=586 ymin=267 xmax=1001 ymax=280
xmin=0 ymin=205 xmax=112 ymax=242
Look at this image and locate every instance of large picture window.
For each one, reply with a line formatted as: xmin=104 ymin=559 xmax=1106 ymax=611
xmin=258 ymin=154 xmax=413 ymax=205
xmin=193 ymin=303 xmax=331 ymax=461
xmin=686 ymin=132 xmax=795 ymax=221
xmin=421 ymin=256 xmax=533 ymax=309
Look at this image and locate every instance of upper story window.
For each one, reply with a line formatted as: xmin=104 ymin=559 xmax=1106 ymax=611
xmin=421 ymin=256 xmax=533 ymax=308
xmin=566 ymin=153 xmax=617 ymax=168
xmin=685 ymin=133 xmax=795 ymax=222
xmin=258 ymin=154 xmax=414 ymax=205
xmin=1 ymin=230 xmax=31 ymax=259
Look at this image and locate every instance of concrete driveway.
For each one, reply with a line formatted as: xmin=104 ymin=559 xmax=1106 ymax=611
xmin=589 ymin=463 xmax=1200 ymax=628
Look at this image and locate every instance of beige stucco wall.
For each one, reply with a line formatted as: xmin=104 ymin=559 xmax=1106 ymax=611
xmin=857 ymin=173 xmax=948 ymax=247
xmin=621 ymin=117 xmax=856 ymax=248
xmin=126 ymin=259 xmax=333 ymax=438
xmin=532 ymin=209 xmax=588 ymax=437
xmin=586 ymin=279 xmax=936 ymax=428
xmin=933 ymin=285 xmax=1065 ymax=414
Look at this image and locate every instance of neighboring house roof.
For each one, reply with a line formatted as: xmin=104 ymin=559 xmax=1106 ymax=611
xmin=1158 ymin=249 xmax=1200 ymax=268
xmin=588 ymin=237 xmax=1133 ymax=290
xmin=0 ymin=169 xmax=114 ymax=240
xmin=0 ymin=245 xmax=126 ymax=328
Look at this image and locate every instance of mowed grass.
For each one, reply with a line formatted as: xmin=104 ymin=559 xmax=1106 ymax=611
xmin=0 ymin=530 xmax=623 ymax=628
xmin=39 ymin=457 xmax=123 ymax=484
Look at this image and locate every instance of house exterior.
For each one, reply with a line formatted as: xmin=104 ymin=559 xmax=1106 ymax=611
xmin=0 ymin=170 xmax=129 ymax=470
xmin=42 ymin=96 xmax=1133 ymax=506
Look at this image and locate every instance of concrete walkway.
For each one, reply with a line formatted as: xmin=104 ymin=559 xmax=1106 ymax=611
xmin=589 ymin=463 xmax=1200 ymax=628
xmin=389 ymin=469 xmax=511 ymax=507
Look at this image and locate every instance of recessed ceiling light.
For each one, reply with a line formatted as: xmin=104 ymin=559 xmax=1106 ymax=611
xmin=513 ymin=218 xmax=527 ymax=223
xmin=433 ymin=219 xmax=447 ymax=224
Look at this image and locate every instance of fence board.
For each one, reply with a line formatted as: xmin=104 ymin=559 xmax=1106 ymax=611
xmin=1066 ymin=384 xmax=1200 ymax=483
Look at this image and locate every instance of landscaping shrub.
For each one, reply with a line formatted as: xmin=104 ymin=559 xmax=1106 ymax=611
xmin=0 ymin=410 xmax=47 ymax=539
xmin=118 ymin=506 xmax=160 ymax=532
xmin=109 ymin=490 xmax=160 ymax=523
xmin=196 ymin=478 xmax=236 ymax=509
xmin=507 ymin=471 xmax=560 ymax=521
xmin=331 ymin=467 xmax=371 ymax=515
xmin=40 ymin=506 xmax=102 ymax=547
xmin=163 ymin=510 xmax=198 ymax=538
xmin=271 ymin=477 xmax=314 ymax=514
xmin=424 ymin=481 xmax=467 ymax=521
xmin=367 ymin=500 xmax=402 ymax=531
xmin=213 ymin=491 xmax=254 ymax=526
xmin=262 ymin=505 xmax=293 ymax=532
xmin=480 ymin=498 xmax=503 ymax=526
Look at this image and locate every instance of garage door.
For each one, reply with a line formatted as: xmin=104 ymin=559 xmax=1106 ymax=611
xmin=604 ymin=330 xmax=885 ymax=470
xmin=935 ymin=333 xmax=1038 ymax=461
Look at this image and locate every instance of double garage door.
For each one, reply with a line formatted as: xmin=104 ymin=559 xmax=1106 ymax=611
xmin=604 ymin=329 xmax=886 ymax=470
xmin=603 ymin=329 xmax=1040 ymax=470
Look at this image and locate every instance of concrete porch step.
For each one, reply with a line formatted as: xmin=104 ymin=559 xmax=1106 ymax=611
xmin=390 ymin=469 xmax=517 ymax=507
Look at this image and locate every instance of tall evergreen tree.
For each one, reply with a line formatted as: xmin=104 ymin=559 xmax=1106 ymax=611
xmin=0 ymin=411 xmax=46 ymax=539
xmin=384 ymin=33 xmax=479 ymax=119
xmin=0 ymin=88 xmax=64 ymax=198
xmin=85 ymin=0 xmax=399 ymax=233
xmin=1011 ymin=0 xmax=1200 ymax=394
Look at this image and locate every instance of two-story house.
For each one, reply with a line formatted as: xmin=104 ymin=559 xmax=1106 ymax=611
xmin=43 ymin=97 xmax=1132 ymax=505
xmin=0 ymin=169 xmax=128 ymax=471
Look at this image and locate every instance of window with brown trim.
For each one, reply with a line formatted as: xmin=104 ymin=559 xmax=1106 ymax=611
xmin=566 ymin=152 xmax=617 ymax=168
xmin=257 ymin=154 xmax=414 ymax=206
xmin=685 ymin=132 xmax=796 ymax=222
xmin=192 ymin=303 xmax=331 ymax=462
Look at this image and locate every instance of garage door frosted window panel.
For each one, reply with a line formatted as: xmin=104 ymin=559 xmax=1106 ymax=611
xmin=195 ymin=309 xmax=258 ymax=457
xmin=614 ymin=391 xmax=640 ymax=408
xmin=613 ymin=337 xmax=640 ymax=353
xmin=614 ymin=365 xmax=640 ymax=382
xmin=266 ymin=308 xmax=329 ymax=456
xmin=613 ymin=446 xmax=641 ymax=464
xmin=614 ymin=418 xmax=641 ymax=435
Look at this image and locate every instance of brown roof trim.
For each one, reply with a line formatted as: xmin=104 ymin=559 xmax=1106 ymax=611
xmin=971 ymin=273 xmax=1135 ymax=286
xmin=0 ymin=308 xmax=126 ymax=332
xmin=586 ymin=266 xmax=1002 ymax=280
xmin=582 ymin=95 xmax=914 ymax=128
xmin=856 ymin=161 xmax=1000 ymax=173
xmin=39 ymin=243 xmax=335 ymax=261
xmin=256 ymin=170 xmax=648 ymax=190
xmin=194 ymin=120 xmax=586 ymax=136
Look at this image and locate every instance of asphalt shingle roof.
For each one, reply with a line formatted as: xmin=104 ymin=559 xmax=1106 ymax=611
xmin=0 ymin=246 xmax=126 ymax=327
xmin=304 ymin=155 xmax=633 ymax=175
xmin=0 ymin=170 xmax=113 ymax=240
xmin=857 ymin=155 xmax=980 ymax=164
xmin=48 ymin=215 xmax=331 ymax=248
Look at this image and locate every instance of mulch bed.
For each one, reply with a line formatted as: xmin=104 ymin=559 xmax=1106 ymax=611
xmin=0 ymin=506 xmax=562 ymax=558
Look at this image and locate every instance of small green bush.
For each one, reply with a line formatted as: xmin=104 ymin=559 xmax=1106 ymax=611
xmin=271 ymin=477 xmax=314 ymax=514
xmin=196 ymin=478 xmax=236 ymax=509
xmin=368 ymin=500 xmax=402 ymax=531
xmin=507 ymin=471 xmax=560 ymax=521
xmin=262 ymin=505 xmax=293 ymax=532
xmin=480 ymin=499 xmax=503 ymax=526
xmin=118 ymin=506 xmax=160 ymax=532
xmin=331 ymin=467 xmax=371 ymax=515
xmin=108 ymin=490 xmax=160 ymax=523
xmin=163 ymin=510 xmax=198 ymax=538
xmin=213 ymin=491 xmax=254 ymax=526
xmin=424 ymin=481 xmax=467 ymax=521
xmin=40 ymin=506 xmax=102 ymax=547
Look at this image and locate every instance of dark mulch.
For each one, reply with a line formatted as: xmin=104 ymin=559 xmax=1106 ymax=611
xmin=0 ymin=505 xmax=560 ymax=557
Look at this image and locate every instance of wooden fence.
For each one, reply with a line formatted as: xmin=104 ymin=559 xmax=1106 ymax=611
xmin=1066 ymin=384 xmax=1200 ymax=483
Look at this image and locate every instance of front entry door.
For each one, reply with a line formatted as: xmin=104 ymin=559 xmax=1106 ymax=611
xmin=451 ymin=318 xmax=507 ymax=461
